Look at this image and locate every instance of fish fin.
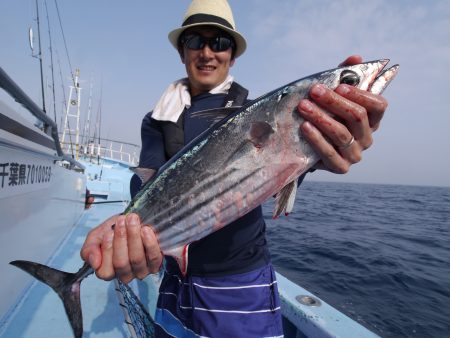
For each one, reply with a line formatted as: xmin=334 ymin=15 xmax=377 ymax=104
xmin=164 ymin=244 xmax=190 ymax=277
xmin=248 ymin=121 xmax=275 ymax=148
xmin=130 ymin=167 xmax=156 ymax=186
xmin=273 ymin=179 xmax=298 ymax=218
xmin=10 ymin=260 xmax=91 ymax=338
xmin=190 ymin=106 xmax=241 ymax=124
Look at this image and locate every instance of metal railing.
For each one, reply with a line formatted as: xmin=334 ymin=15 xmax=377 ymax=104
xmin=0 ymin=67 xmax=84 ymax=170
xmin=61 ymin=138 xmax=140 ymax=166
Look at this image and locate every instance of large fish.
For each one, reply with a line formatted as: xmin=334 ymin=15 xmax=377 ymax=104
xmin=11 ymin=59 xmax=399 ymax=337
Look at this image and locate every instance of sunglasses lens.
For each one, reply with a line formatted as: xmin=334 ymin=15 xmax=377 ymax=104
xmin=183 ymin=34 xmax=233 ymax=52
xmin=213 ymin=36 xmax=233 ymax=52
xmin=185 ymin=35 xmax=203 ymax=50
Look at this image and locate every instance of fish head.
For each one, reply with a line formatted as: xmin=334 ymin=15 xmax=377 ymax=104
xmin=242 ymin=59 xmax=399 ymax=169
xmin=310 ymin=59 xmax=399 ymax=94
xmin=264 ymin=59 xmax=399 ymax=123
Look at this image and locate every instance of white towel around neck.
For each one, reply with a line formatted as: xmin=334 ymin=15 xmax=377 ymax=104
xmin=151 ymin=75 xmax=234 ymax=123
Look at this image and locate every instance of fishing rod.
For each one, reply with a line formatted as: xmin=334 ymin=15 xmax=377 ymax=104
xmin=30 ymin=0 xmax=47 ymax=114
xmin=80 ymin=78 xmax=93 ymax=147
xmin=97 ymin=82 xmax=103 ymax=167
xmin=55 ymin=49 xmax=67 ymax=129
xmin=90 ymin=200 xmax=129 ymax=205
xmin=54 ymin=50 xmax=76 ymax=160
xmin=53 ymin=0 xmax=77 ymax=95
xmin=44 ymin=0 xmax=57 ymax=124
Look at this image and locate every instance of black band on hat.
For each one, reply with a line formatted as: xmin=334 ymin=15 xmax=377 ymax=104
xmin=182 ymin=14 xmax=233 ymax=29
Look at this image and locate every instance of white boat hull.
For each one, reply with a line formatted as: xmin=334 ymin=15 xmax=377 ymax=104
xmin=0 ymin=104 xmax=86 ymax=319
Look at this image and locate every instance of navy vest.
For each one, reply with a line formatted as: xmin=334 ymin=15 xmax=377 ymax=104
xmin=159 ymin=81 xmax=248 ymax=158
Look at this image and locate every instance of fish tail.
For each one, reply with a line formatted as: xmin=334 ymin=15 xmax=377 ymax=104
xmin=10 ymin=260 xmax=93 ymax=338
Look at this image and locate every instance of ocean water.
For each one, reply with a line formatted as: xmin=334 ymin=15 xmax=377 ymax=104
xmin=263 ymin=181 xmax=450 ymax=338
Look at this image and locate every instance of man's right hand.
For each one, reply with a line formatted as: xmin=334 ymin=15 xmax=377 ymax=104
xmin=80 ymin=213 xmax=163 ymax=284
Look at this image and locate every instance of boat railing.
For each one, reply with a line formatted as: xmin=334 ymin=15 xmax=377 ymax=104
xmin=0 ymin=67 xmax=84 ymax=170
xmin=61 ymin=138 xmax=140 ymax=167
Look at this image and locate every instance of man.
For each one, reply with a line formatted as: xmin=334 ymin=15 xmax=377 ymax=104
xmin=81 ymin=0 xmax=388 ymax=336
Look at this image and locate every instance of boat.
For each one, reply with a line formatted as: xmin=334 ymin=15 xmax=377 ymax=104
xmin=0 ymin=64 xmax=380 ymax=337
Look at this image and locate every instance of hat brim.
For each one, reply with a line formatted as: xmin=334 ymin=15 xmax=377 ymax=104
xmin=168 ymin=22 xmax=247 ymax=58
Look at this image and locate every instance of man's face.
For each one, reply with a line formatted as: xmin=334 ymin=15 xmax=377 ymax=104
xmin=180 ymin=26 xmax=235 ymax=97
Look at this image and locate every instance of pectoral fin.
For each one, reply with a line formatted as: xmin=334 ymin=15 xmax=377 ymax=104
xmin=273 ymin=179 xmax=298 ymax=218
xmin=249 ymin=121 xmax=274 ymax=148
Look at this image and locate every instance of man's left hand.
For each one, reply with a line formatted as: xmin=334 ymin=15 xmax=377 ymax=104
xmin=298 ymin=55 xmax=388 ymax=174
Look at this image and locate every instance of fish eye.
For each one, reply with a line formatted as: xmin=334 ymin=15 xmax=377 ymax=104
xmin=339 ymin=70 xmax=360 ymax=86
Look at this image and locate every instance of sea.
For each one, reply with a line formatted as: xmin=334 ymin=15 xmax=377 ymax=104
xmin=263 ymin=180 xmax=450 ymax=338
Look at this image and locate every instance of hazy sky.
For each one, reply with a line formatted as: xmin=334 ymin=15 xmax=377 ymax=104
xmin=1 ymin=0 xmax=449 ymax=187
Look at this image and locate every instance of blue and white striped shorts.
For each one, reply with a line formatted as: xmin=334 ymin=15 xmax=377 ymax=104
xmin=154 ymin=263 xmax=283 ymax=338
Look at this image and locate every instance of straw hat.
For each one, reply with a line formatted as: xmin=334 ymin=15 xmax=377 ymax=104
xmin=168 ymin=0 xmax=247 ymax=58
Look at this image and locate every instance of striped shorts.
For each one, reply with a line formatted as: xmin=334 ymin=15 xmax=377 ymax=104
xmin=154 ymin=263 xmax=283 ymax=338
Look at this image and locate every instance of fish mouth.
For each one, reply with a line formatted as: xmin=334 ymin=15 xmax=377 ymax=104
xmin=341 ymin=59 xmax=399 ymax=95
xmin=369 ymin=60 xmax=400 ymax=95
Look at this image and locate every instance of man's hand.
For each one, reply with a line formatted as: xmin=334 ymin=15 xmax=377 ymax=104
xmin=298 ymin=55 xmax=388 ymax=173
xmin=80 ymin=213 xmax=163 ymax=284
xmin=84 ymin=189 xmax=95 ymax=209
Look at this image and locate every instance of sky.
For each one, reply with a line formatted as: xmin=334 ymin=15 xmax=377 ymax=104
xmin=1 ymin=0 xmax=449 ymax=187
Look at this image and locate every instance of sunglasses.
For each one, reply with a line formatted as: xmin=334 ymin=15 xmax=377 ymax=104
xmin=180 ymin=33 xmax=235 ymax=53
